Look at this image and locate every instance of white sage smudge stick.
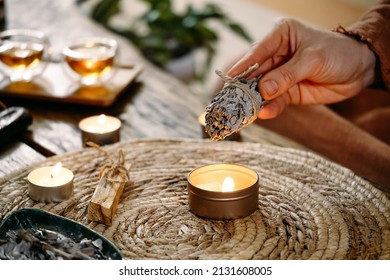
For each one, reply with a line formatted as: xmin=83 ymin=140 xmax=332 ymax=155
xmin=205 ymin=63 xmax=268 ymax=141
xmin=87 ymin=142 xmax=131 ymax=226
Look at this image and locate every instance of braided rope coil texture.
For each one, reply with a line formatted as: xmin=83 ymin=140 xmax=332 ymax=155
xmin=1 ymin=139 xmax=389 ymax=259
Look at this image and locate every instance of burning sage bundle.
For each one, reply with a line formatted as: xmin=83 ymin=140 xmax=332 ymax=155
xmin=205 ymin=63 xmax=267 ymax=141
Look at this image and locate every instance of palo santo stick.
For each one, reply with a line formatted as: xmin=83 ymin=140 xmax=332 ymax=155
xmin=87 ymin=143 xmax=131 ymax=226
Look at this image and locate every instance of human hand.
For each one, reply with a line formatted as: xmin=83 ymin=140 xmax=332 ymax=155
xmin=228 ymin=18 xmax=377 ymax=119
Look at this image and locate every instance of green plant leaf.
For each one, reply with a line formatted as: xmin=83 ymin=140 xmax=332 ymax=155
xmin=87 ymin=0 xmax=253 ymax=79
xmin=227 ymin=22 xmax=253 ymax=42
xmin=196 ymin=25 xmax=218 ymax=42
xmin=91 ymin=0 xmax=121 ymax=25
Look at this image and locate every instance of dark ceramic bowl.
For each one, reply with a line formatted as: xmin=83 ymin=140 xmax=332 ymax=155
xmin=0 ymin=208 xmax=123 ymax=260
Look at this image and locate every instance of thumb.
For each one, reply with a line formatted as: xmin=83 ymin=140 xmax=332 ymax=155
xmin=259 ymin=53 xmax=315 ymax=100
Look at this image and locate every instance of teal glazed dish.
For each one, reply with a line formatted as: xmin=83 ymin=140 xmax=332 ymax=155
xmin=0 ymin=208 xmax=123 ymax=260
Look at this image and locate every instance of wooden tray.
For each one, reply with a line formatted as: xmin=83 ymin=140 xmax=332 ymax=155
xmin=0 ymin=62 xmax=143 ymax=107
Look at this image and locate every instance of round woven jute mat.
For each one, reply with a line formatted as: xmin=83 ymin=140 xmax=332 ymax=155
xmin=1 ymin=138 xmax=389 ymax=259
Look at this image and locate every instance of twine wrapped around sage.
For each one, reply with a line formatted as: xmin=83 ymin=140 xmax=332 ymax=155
xmin=205 ymin=63 xmax=267 ymax=141
xmin=86 ymin=142 xmax=131 ymax=226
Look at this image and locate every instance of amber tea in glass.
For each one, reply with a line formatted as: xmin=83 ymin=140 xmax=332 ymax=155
xmin=0 ymin=29 xmax=48 ymax=82
xmin=63 ymin=37 xmax=117 ymax=85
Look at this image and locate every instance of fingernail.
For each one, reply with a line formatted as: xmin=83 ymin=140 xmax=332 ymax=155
xmin=262 ymin=80 xmax=278 ymax=96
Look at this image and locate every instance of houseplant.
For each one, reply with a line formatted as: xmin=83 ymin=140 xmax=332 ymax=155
xmin=85 ymin=0 xmax=252 ymax=80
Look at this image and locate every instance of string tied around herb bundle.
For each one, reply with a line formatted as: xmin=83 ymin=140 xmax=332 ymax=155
xmin=86 ymin=142 xmax=132 ymax=225
xmin=215 ymin=63 xmax=267 ymax=120
xmin=86 ymin=141 xmax=130 ymax=185
xmin=215 ymin=63 xmax=259 ymax=87
xmin=205 ymin=63 xmax=268 ymax=141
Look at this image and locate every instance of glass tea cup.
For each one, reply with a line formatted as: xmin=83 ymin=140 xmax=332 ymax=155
xmin=0 ymin=29 xmax=49 ymax=82
xmin=62 ymin=37 xmax=118 ymax=86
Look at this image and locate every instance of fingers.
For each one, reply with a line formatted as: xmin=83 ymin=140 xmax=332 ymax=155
xmin=227 ymin=48 xmax=265 ymax=79
xmin=227 ymin=17 xmax=291 ymax=78
xmin=258 ymin=94 xmax=290 ymax=119
xmin=259 ymin=48 xmax=321 ymax=100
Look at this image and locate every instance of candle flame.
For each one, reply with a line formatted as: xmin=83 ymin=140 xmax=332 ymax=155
xmin=222 ymin=176 xmax=235 ymax=192
xmin=97 ymin=114 xmax=106 ymax=125
xmin=51 ymin=162 xmax=62 ymax=178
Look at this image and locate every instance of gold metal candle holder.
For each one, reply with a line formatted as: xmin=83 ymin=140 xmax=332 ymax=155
xmin=27 ymin=163 xmax=74 ymax=202
xmin=187 ymin=163 xmax=259 ymax=220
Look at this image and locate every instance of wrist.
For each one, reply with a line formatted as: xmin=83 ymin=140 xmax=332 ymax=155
xmin=361 ymin=43 xmax=376 ymax=88
xmin=333 ymin=25 xmax=380 ymax=89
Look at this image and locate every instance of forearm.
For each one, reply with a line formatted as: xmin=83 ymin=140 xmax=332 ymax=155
xmin=256 ymin=104 xmax=390 ymax=189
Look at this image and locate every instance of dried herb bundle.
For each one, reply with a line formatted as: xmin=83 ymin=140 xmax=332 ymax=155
xmin=0 ymin=228 xmax=110 ymax=260
xmin=205 ymin=64 xmax=267 ymax=141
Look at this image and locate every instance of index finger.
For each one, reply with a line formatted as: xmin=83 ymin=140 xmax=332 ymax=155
xmin=227 ymin=18 xmax=290 ymax=79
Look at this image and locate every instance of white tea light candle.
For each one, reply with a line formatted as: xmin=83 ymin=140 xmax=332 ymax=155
xmin=79 ymin=114 xmax=121 ymax=146
xmin=28 ymin=162 xmax=74 ymax=202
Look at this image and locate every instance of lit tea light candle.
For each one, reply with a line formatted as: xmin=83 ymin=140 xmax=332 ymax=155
xmin=196 ymin=176 xmax=237 ymax=192
xmin=79 ymin=114 xmax=121 ymax=146
xmin=27 ymin=162 xmax=74 ymax=202
xmin=187 ymin=163 xmax=259 ymax=220
xmin=198 ymin=112 xmax=240 ymax=141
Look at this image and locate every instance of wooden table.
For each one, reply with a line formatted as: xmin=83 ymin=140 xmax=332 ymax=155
xmin=0 ymin=0 xmax=301 ymax=178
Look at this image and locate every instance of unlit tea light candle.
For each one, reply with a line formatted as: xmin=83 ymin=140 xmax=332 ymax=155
xmin=79 ymin=114 xmax=121 ymax=146
xmin=187 ymin=163 xmax=259 ymax=219
xmin=28 ymin=162 xmax=74 ymax=202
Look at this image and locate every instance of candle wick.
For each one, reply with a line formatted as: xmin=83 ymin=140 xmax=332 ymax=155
xmin=50 ymin=174 xmax=53 ymax=179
